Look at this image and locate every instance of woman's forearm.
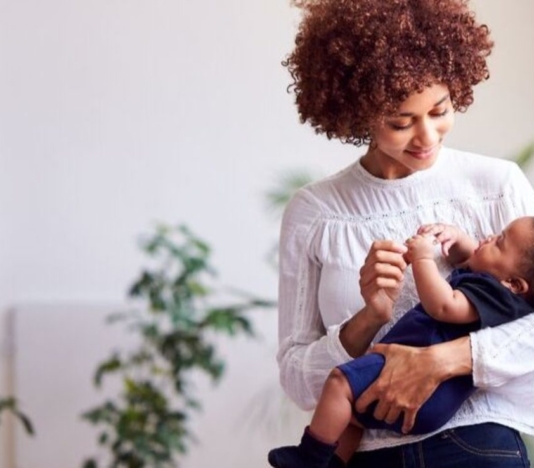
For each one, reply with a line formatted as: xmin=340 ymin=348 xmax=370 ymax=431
xmin=345 ymin=240 xmax=407 ymax=357
xmin=429 ymin=336 xmax=473 ymax=380
xmin=339 ymin=305 xmax=388 ymax=358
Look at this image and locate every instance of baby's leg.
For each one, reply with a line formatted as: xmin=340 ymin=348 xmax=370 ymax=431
xmin=309 ymin=368 xmax=354 ymax=444
xmin=334 ymin=423 xmax=363 ymax=465
xmin=268 ymin=368 xmax=354 ymax=468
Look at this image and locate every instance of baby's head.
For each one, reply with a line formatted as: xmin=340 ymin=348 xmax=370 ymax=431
xmin=468 ymin=216 xmax=534 ymax=304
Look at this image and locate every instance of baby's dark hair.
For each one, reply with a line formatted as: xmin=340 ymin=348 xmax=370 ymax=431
xmin=519 ymin=217 xmax=534 ymax=306
xmin=284 ymin=0 xmax=494 ymax=146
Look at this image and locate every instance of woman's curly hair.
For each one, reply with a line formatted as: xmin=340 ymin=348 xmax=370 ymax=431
xmin=284 ymin=0 xmax=494 ymax=146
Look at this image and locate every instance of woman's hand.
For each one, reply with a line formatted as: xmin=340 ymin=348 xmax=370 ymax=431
xmin=340 ymin=240 xmax=408 ymax=358
xmin=354 ymin=338 xmax=472 ymax=433
xmin=359 ymin=240 xmax=408 ymax=326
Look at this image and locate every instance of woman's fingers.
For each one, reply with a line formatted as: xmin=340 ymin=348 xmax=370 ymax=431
xmin=384 ymin=406 xmax=402 ymax=425
xmin=355 ymin=382 xmax=413 ymax=433
xmin=360 ymin=262 xmax=405 ymax=285
xmin=354 ymin=343 xmax=442 ymax=434
xmin=401 ymin=408 xmax=417 ymax=435
xmin=359 ymin=241 xmax=408 ymax=321
xmin=360 ymin=242 xmax=408 ymax=281
xmin=366 ymin=277 xmax=403 ymax=289
xmin=365 ymin=241 xmax=408 ymax=263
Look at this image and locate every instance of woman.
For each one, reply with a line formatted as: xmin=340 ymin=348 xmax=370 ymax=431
xmin=277 ymin=0 xmax=534 ymax=466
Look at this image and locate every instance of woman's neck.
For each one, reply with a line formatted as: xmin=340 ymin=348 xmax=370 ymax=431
xmin=359 ymin=151 xmax=414 ymax=180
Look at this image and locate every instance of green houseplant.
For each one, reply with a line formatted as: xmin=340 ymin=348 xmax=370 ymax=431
xmin=512 ymin=141 xmax=534 ymax=170
xmin=81 ymin=224 xmax=272 ymax=468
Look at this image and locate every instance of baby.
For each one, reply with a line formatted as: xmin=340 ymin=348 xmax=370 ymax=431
xmin=269 ymin=216 xmax=534 ymax=468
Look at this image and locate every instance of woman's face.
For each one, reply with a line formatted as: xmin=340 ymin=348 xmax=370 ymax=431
xmin=362 ymin=83 xmax=454 ymax=180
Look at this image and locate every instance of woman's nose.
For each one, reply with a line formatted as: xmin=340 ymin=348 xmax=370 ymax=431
xmin=412 ymin=120 xmax=439 ymax=148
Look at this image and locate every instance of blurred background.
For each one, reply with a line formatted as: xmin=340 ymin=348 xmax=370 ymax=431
xmin=0 ymin=0 xmax=533 ymax=467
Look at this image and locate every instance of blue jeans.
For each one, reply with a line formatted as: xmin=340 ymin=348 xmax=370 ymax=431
xmin=348 ymin=423 xmax=530 ymax=467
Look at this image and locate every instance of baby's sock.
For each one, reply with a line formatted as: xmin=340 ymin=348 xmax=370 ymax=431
xmin=328 ymin=453 xmax=347 ymax=468
xmin=268 ymin=426 xmax=337 ymax=468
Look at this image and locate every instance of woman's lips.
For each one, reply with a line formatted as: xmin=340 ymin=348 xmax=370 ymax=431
xmin=405 ymin=146 xmax=437 ymax=160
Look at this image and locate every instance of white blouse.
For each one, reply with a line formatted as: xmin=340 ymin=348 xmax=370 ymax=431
xmin=277 ymin=147 xmax=534 ymax=451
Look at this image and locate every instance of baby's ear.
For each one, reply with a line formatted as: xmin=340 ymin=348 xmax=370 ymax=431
xmin=501 ymin=277 xmax=529 ymax=295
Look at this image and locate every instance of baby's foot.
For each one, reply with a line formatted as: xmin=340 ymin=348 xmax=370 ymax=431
xmin=328 ymin=453 xmax=347 ymax=468
xmin=267 ymin=427 xmax=337 ymax=468
xmin=268 ymin=445 xmax=308 ymax=468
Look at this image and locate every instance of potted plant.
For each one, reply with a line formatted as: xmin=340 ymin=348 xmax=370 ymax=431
xmin=81 ymin=224 xmax=272 ymax=467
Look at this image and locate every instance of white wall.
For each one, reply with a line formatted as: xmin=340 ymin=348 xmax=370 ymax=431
xmin=0 ymin=0 xmax=533 ymax=467
xmin=452 ymin=1 xmax=534 ymax=159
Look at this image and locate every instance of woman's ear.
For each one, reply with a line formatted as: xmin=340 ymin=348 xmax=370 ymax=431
xmin=501 ymin=277 xmax=529 ymax=295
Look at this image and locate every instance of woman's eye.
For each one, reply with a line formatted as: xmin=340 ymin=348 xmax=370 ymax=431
xmin=389 ymin=122 xmax=412 ymax=131
xmin=431 ymin=109 xmax=449 ymax=118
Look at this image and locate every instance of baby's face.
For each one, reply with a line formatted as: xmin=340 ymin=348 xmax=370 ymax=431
xmin=468 ymin=217 xmax=534 ymax=279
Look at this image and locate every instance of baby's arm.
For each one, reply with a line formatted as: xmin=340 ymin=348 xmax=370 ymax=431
xmin=405 ymin=235 xmax=479 ymax=324
xmin=417 ymin=223 xmax=478 ymax=267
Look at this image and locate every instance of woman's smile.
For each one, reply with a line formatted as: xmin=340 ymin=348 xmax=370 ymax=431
xmin=405 ymin=145 xmax=439 ymax=160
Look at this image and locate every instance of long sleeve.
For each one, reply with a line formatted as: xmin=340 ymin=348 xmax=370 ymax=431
xmin=470 ymin=164 xmax=534 ymax=388
xmin=470 ymin=313 xmax=534 ymax=387
xmin=277 ymin=190 xmax=352 ymax=410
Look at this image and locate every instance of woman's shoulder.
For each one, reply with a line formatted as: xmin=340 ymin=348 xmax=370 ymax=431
xmin=279 ymin=171 xmax=354 ymax=246
xmin=284 ymin=161 xmax=361 ymax=215
xmin=439 ymin=148 xmax=531 ymax=204
xmin=443 ymin=147 xmax=521 ymax=177
xmin=439 ymin=147 xmax=528 ymax=194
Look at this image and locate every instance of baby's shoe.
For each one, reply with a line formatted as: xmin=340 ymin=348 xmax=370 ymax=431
xmin=268 ymin=427 xmax=337 ymax=468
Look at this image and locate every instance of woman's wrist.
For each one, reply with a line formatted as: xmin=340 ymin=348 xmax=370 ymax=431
xmin=358 ymin=304 xmax=392 ymax=328
xmin=427 ymin=336 xmax=473 ymax=381
xmin=339 ymin=305 xmax=388 ymax=358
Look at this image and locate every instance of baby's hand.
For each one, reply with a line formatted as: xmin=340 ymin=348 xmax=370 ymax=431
xmin=404 ymin=234 xmax=436 ymax=264
xmin=417 ymin=223 xmax=462 ymax=256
